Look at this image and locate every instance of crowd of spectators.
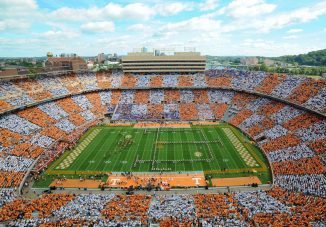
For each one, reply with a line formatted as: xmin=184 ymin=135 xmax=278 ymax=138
xmin=112 ymin=89 xmax=252 ymax=121
xmin=0 ymin=93 xmax=109 ymax=188
xmin=38 ymin=102 xmax=68 ymax=121
xmin=1 ymin=70 xmax=325 ymax=116
xmin=224 ymin=93 xmax=326 ymax=200
xmin=271 ymin=76 xmax=304 ymax=99
xmin=305 ymin=87 xmax=326 ymax=113
xmin=194 ymin=193 xmax=248 ymax=226
xmin=274 ymin=174 xmax=326 ymax=197
xmin=0 ymin=114 xmax=39 ymax=135
xmin=30 ymin=133 xmax=54 ymax=148
xmin=295 ymin=120 xmax=326 ymax=142
xmin=267 ymin=144 xmax=315 ymax=162
xmin=0 ymin=155 xmax=33 ymax=172
xmin=77 ymin=72 xmax=99 ymax=91
xmin=0 ymin=86 xmax=325 ymax=196
xmin=0 ymin=189 xmax=16 ymax=207
xmin=264 ymin=186 xmax=326 ymax=225
xmin=231 ymin=71 xmax=267 ymax=91
xmin=148 ymin=194 xmax=196 ymax=223
xmin=72 ymin=94 xmax=93 ymax=110
xmin=101 ymin=194 xmax=151 ymax=224
xmin=53 ymin=194 xmax=115 ymax=219
xmin=234 ymin=190 xmax=290 ymax=219
xmin=0 ymin=193 xmax=74 ymax=222
xmin=0 ymin=190 xmax=324 ymax=226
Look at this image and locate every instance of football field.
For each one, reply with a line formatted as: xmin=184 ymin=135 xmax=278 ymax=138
xmin=45 ymin=124 xmax=271 ymax=183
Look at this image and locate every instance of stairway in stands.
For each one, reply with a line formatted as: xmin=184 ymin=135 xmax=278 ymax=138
xmin=222 ymin=105 xmax=239 ymax=122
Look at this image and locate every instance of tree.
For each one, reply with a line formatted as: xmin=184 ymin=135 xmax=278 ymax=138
xmin=260 ymin=63 xmax=268 ymax=71
xmin=273 ymin=49 xmax=326 ymax=66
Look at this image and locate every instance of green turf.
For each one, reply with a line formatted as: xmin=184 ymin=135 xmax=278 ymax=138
xmin=34 ymin=123 xmax=271 ymax=187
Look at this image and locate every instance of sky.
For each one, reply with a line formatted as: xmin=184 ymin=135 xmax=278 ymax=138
xmin=0 ymin=0 xmax=326 ymax=57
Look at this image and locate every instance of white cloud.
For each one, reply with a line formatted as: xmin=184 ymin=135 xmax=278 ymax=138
xmin=163 ymin=16 xmax=221 ymax=32
xmin=253 ymin=1 xmax=326 ymax=32
xmin=81 ymin=21 xmax=115 ymax=33
xmin=219 ymin=0 xmax=276 ymax=18
xmin=0 ymin=0 xmax=38 ymax=31
xmin=0 ymin=0 xmax=37 ymax=8
xmin=218 ymin=1 xmax=326 ymax=33
xmin=127 ymin=24 xmax=152 ymax=32
xmin=0 ymin=0 xmax=37 ymax=18
xmin=238 ymin=38 xmax=321 ymax=56
xmin=287 ymin=29 xmax=303 ymax=34
xmin=1 ymin=0 xmax=326 ymax=57
xmin=283 ymin=35 xmax=297 ymax=39
xmin=50 ymin=3 xmax=154 ymax=21
xmin=103 ymin=3 xmax=154 ymax=20
xmin=49 ymin=2 xmax=192 ymax=21
xmin=49 ymin=7 xmax=98 ymax=21
xmin=39 ymin=30 xmax=80 ymax=39
xmin=0 ymin=19 xmax=30 ymax=31
xmin=200 ymin=0 xmax=219 ymax=11
xmin=155 ymin=2 xmax=194 ymax=16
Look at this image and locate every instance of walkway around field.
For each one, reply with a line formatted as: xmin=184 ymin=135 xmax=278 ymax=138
xmin=45 ymin=174 xmax=263 ymax=190
xmin=50 ymin=179 xmax=104 ymax=189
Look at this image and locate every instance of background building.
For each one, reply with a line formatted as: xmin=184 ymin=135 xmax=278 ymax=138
xmin=122 ymin=49 xmax=206 ymax=74
xmin=240 ymin=57 xmax=259 ymax=66
xmin=0 ymin=66 xmax=29 ymax=78
xmin=45 ymin=55 xmax=87 ymax=72
xmin=263 ymin=58 xmax=275 ymax=66
xmin=0 ymin=68 xmax=18 ymax=78
xmin=97 ymin=53 xmax=106 ymax=63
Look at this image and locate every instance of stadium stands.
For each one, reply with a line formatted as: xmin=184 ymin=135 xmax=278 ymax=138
xmin=1 ymin=70 xmax=325 ymax=114
xmin=1 ymin=190 xmax=324 ymax=226
xmin=0 ymin=69 xmax=325 ymax=225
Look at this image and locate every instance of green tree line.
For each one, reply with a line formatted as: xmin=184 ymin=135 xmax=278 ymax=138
xmin=272 ymin=49 xmax=326 ymax=66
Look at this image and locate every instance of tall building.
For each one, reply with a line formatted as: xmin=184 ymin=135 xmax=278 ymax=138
xmin=97 ymin=53 xmax=105 ymax=63
xmin=122 ymin=50 xmax=206 ymax=74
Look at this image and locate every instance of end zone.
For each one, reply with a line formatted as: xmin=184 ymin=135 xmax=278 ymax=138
xmin=107 ymin=172 xmax=207 ymax=188
xmin=211 ymin=176 xmax=261 ymax=187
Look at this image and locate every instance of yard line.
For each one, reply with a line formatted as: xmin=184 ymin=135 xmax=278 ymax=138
xmin=178 ymin=131 xmax=185 ymax=172
xmin=184 ymin=129 xmax=195 ymax=171
xmin=131 ymin=129 xmax=144 ymax=171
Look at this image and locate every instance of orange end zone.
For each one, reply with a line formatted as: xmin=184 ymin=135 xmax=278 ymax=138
xmin=50 ymin=179 xmax=104 ymax=189
xmin=107 ymin=173 xmax=206 ymax=188
xmin=211 ymin=176 xmax=261 ymax=187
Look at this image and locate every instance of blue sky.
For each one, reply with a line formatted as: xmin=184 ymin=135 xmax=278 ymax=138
xmin=0 ymin=0 xmax=325 ymax=57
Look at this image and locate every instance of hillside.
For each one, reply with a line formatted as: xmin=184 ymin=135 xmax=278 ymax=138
xmin=273 ymin=49 xmax=326 ymax=66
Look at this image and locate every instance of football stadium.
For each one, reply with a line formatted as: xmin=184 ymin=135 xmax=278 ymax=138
xmin=0 ymin=69 xmax=325 ymax=226
xmin=0 ymin=0 xmax=326 ymax=226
